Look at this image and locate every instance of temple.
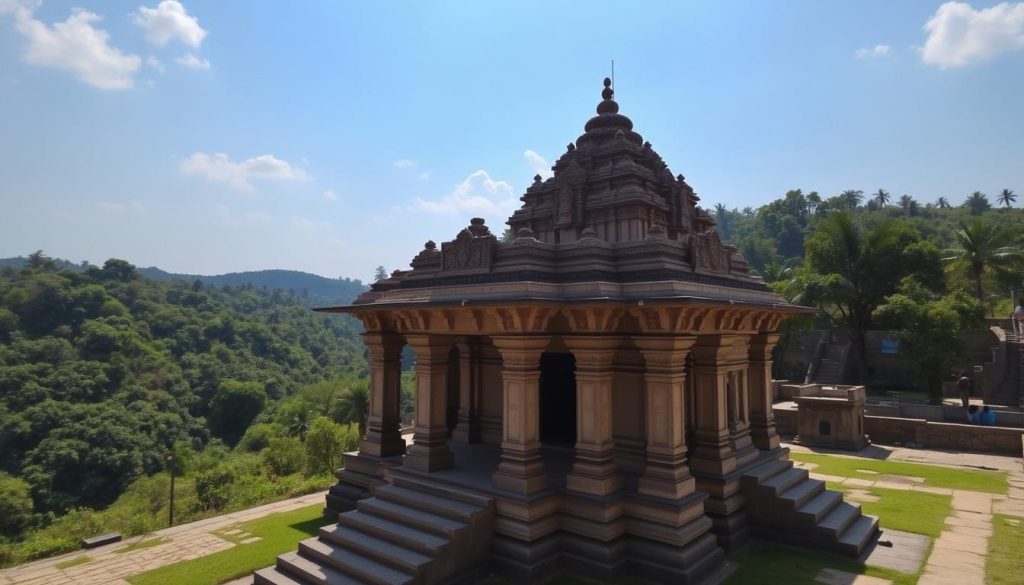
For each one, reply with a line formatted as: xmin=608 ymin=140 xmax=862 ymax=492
xmin=254 ymin=79 xmax=879 ymax=585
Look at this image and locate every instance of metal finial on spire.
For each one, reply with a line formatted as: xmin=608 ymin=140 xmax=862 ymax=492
xmin=602 ymin=77 xmax=613 ymax=101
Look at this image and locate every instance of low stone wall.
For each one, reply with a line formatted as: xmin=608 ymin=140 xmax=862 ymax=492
xmin=772 ymin=408 xmax=1024 ymax=456
xmin=864 ymin=402 xmax=1024 ymax=427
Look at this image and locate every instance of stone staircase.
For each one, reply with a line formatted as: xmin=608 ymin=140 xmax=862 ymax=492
xmin=254 ymin=476 xmax=495 ymax=585
xmin=811 ymin=342 xmax=849 ymax=385
xmin=989 ymin=336 xmax=1024 ymax=407
xmin=741 ymin=457 xmax=878 ymax=557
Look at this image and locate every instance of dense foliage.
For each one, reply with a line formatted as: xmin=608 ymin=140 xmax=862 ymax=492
xmin=0 ymin=257 xmax=367 ymax=558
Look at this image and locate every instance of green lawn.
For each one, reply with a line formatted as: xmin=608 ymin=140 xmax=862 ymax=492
xmin=126 ymin=505 xmax=330 ymax=585
xmin=54 ymin=555 xmax=93 ymax=570
xmin=791 ymin=452 xmax=1009 ymax=494
xmin=114 ymin=537 xmax=169 ymax=554
xmin=987 ymin=515 xmax=1024 ymax=585
xmin=849 ymin=487 xmax=952 ymax=538
xmin=725 ymin=540 xmax=917 ymax=585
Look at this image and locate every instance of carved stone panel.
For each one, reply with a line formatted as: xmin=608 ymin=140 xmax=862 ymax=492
xmin=441 ymin=218 xmax=496 ymax=273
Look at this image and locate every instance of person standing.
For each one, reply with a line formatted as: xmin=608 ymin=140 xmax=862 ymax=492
xmin=957 ymin=371 xmax=972 ymax=410
xmin=1014 ymin=299 xmax=1024 ymax=338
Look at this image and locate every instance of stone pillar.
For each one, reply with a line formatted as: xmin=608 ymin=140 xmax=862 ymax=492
xmin=564 ymin=336 xmax=622 ymax=497
xmin=748 ymin=333 xmax=781 ymax=451
xmin=689 ymin=334 xmax=747 ymax=547
xmin=360 ymin=332 xmax=406 ymax=458
xmin=491 ymin=336 xmax=551 ymax=495
xmin=632 ymin=336 xmax=697 ymax=500
xmin=452 ymin=338 xmax=481 ymax=443
xmin=404 ymin=334 xmax=454 ymax=472
xmin=724 ymin=337 xmax=757 ymax=468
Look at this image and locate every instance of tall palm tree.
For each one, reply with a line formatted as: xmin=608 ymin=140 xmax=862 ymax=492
xmin=999 ymin=188 xmax=1017 ymax=211
xmin=839 ymin=190 xmax=863 ymax=209
xmin=288 ymin=409 xmax=314 ymax=442
xmin=964 ymin=191 xmax=991 ymax=215
xmin=937 ymin=197 xmax=950 ymax=209
xmin=874 ymin=189 xmax=891 ymax=207
xmin=942 ymin=219 xmax=1024 ymax=303
xmin=899 ymin=194 xmax=915 ymax=214
xmin=334 ymin=383 xmax=370 ymax=437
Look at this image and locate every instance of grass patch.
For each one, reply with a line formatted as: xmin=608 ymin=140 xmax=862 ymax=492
xmin=987 ymin=514 xmax=1024 ymax=585
xmin=849 ymin=487 xmax=952 ymax=538
xmin=114 ymin=537 xmax=169 ymax=554
xmin=54 ymin=555 xmax=93 ymax=570
xmin=126 ymin=505 xmax=329 ymax=585
xmin=725 ymin=540 xmax=916 ymax=585
xmin=791 ymin=452 xmax=1008 ymax=494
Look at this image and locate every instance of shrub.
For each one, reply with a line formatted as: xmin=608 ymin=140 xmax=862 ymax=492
xmin=194 ymin=465 xmax=237 ymax=510
xmin=262 ymin=437 xmax=305 ymax=477
xmin=0 ymin=473 xmax=34 ymax=537
xmin=237 ymin=423 xmax=282 ymax=453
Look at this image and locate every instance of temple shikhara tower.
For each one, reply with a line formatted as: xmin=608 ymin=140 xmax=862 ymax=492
xmin=255 ymin=79 xmax=878 ymax=585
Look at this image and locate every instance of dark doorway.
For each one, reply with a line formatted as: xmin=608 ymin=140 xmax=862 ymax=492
xmin=539 ymin=352 xmax=576 ymax=445
xmin=446 ymin=347 xmax=460 ymax=436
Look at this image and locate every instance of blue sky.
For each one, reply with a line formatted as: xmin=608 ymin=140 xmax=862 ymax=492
xmin=1 ymin=1 xmax=1023 ymax=281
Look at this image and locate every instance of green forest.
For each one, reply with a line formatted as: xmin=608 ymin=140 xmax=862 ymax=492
xmin=0 ymin=254 xmax=378 ymax=565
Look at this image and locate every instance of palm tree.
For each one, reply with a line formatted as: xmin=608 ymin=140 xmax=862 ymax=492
xmin=964 ymin=191 xmax=991 ymax=215
xmin=839 ymin=189 xmax=863 ymax=209
xmin=874 ymin=189 xmax=891 ymax=207
xmin=999 ymin=188 xmax=1017 ymax=211
xmin=287 ymin=409 xmax=314 ymax=442
xmin=942 ymin=219 xmax=1024 ymax=303
xmin=334 ymin=383 xmax=370 ymax=437
xmin=899 ymin=194 xmax=915 ymax=214
xmin=937 ymin=197 xmax=950 ymax=209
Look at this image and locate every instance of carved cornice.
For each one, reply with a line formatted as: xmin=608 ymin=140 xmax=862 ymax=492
xmin=562 ymin=307 xmax=625 ymax=334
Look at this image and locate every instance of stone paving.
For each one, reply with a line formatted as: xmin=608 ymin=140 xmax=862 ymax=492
xmin=0 ymin=492 xmax=323 ymax=585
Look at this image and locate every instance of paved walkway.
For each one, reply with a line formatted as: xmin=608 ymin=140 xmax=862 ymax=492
xmin=0 ymin=492 xmax=324 ymax=585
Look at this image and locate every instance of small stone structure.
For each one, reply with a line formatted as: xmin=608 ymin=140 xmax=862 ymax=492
xmin=255 ymin=79 xmax=878 ymax=585
xmin=793 ymin=385 xmax=868 ymax=451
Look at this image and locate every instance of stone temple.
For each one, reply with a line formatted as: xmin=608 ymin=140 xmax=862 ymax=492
xmin=254 ymin=79 xmax=879 ymax=585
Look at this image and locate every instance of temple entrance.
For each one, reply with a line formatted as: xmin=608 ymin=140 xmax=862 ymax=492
xmin=539 ymin=352 xmax=576 ymax=446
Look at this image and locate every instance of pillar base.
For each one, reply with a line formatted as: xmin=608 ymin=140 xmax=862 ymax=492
xmin=404 ymin=443 xmax=454 ymax=472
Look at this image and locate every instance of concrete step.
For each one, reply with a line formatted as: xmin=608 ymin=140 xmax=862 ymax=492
xmin=253 ymin=566 xmax=308 ymax=585
xmin=818 ymin=502 xmax=861 ymax=539
xmin=298 ymin=538 xmax=414 ymax=585
xmin=357 ymin=498 xmax=466 ymax=539
xmin=318 ymin=525 xmax=433 ymax=576
xmin=779 ymin=478 xmax=826 ymax=510
xmin=797 ymin=490 xmax=843 ymax=525
xmin=337 ymin=510 xmax=449 ymax=557
xmin=391 ymin=475 xmax=493 ymax=509
xmin=276 ymin=551 xmax=368 ymax=585
xmin=374 ymin=485 xmax=484 ymax=522
xmin=836 ymin=515 xmax=879 ymax=557
xmin=743 ymin=459 xmax=791 ymax=484
xmin=760 ymin=468 xmax=809 ymax=497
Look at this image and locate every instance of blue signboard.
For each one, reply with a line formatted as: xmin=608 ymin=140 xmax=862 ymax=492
xmin=880 ymin=339 xmax=899 ymax=354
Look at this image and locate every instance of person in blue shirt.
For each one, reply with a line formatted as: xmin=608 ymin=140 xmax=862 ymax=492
xmin=967 ymin=404 xmax=981 ymax=424
xmin=981 ymin=405 xmax=996 ymax=426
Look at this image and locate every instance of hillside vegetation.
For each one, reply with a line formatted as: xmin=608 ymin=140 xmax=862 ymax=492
xmin=0 ymin=256 xmax=369 ymax=564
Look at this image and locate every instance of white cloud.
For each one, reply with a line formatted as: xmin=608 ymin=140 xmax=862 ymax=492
xmin=324 ymin=189 xmax=337 ymax=201
xmin=921 ymin=2 xmax=1024 ymax=68
xmin=523 ymin=149 xmax=553 ymax=179
xmin=413 ymin=170 xmax=516 ymax=215
xmin=392 ymin=159 xmax=416 ymax=168
xmin=133 ymin=1 xmax=206 ymax=48
xmin=181 ymin=153 xmax=309 ymax=191
xmin=175 ymin=52 xmax=210 ymax=70
xmin=13 ymin=8 xmax=141 ymax=90
xmin=855 ymin=44 xmax=892 ymax=59
xmin=0 ymin=0 xmax=39 ymax=17
xmin=418 ymin=172 xmax=431 ymax=181
xmin=146 ymin=55 xmax=165 ymax=73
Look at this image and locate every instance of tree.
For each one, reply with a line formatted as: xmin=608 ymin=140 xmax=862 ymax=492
xmin=373 ymin=266 xmax=389 ymax=282
xmin=0 ymin=472 xmax=34 ymax=536
xmin=288 ymin=408 xmax=314 ymax=442
xmin=899 ymin=194 xmax=916 ymax=215
xmin=942 ymin=218 xmax=1024 ymax=304
xmin=207 ymin=380 xmax=267 ymax=445
xmin=999 ymin=188 xmax=1017 ymax=211
xmin=100 ymin=259 xmax=138 ymax=282
xmin=937 ymin=197 xmax=951 ymax=209
xmin=785 ymin=213 xmax=943 ymax=382
xmin=26 ymin=250 xmax=55 ymax=271
xmin=874 ymin=189 xmax=891 ymax=208
xmin=876 ymin=280 xmax=984 ymax=403
xmin=304 ymin=416 xmax=346 ymax=475
xmin=964 ymin=191 xmax=991 ymax=215
xmin=333 ymin=383 xmax=370 ymax=436
xmin=838 ymin=190 xmax=863 ymax=209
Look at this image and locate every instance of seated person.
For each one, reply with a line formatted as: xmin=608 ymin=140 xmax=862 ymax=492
xmin=981 ymin=405 xmax=996 ymax=426
xmin=967 ymin=404 xmax=981 ymax=424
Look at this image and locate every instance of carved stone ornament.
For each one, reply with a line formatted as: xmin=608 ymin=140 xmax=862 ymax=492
xmin=691 ymin=230 xmax=732 ymax=274
xmin=441 ymin=218 xmax=496 ymax=273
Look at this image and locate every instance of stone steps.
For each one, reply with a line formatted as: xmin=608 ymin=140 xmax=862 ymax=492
xmin=741 ymin=457 xmax=878 ymax=557
xmin=252 ymin=477 xmax=495 ymax=585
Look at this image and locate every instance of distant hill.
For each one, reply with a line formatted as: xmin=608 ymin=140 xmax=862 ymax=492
xmin=0 ymin=257 xmax=367 ymax=306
